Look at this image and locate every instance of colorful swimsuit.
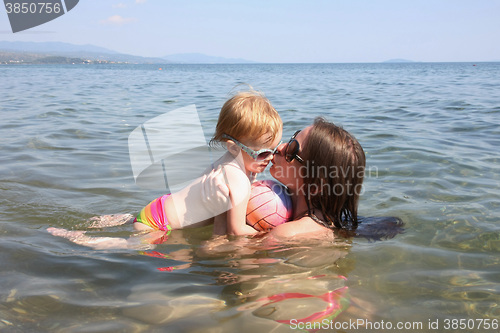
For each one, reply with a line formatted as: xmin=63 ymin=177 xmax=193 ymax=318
xmin=134 ymin=194 xmax=172 ymax=232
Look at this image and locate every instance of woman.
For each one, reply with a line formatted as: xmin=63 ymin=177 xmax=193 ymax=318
xmin=269 ymin=117 xmax=365 ymax=239
xmin=207 ymin=117 xmax=402 ymax=240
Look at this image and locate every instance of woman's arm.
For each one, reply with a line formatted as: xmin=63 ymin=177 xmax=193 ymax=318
xmin=269 ymin=217 xmax=335 ymax=240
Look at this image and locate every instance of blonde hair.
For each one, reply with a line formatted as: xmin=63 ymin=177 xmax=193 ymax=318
xmin=211 ymin=90 xmax=282 ymax=145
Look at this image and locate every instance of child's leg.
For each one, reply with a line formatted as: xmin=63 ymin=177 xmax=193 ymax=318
xmin=47 ymin=227 xmax=129 ymax=249
xmin=133 ymin=220 xmax=155 ymax=231
xmin=47 ymin=227 xmax=166 ymax=250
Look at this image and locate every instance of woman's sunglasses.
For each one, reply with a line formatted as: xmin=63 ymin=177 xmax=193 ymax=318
xmin=285 ymin=130 xmax=305 ymax=164
xmin=222 ymin=134 xmax=281 ymax=161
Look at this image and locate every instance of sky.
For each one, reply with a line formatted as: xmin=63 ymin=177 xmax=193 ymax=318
xmin=1 ymin=0 xmax=499 ymax=63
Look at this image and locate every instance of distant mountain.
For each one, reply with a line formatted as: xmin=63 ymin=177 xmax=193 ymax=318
xmin=0 ymin=41 xmax=118 ymax=54
xmin=0 ymin=51 xmax=90 ymax=64
xmin=162 ymin=53 xmax=256 ymax=64
xmin=0 ymin=41 xmax=167 ymax=64
xmin=0 ymin=41 xmax=257 ymax=64
xmin=383 ymin=58 xmax=416 ymax=63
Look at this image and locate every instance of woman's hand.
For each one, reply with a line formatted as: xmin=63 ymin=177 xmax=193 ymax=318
xmin=201 ymin=166 xmax=232 ymax=215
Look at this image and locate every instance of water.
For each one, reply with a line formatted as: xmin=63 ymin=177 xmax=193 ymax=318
xmin=1 ymin=62 xmax=499 ymax=332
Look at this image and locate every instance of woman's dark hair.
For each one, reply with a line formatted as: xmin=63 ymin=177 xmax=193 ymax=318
xmin=337 ymin=216 xmax=405 ymax=241
xmin=302 ymin=117 xmax=366 ymax=230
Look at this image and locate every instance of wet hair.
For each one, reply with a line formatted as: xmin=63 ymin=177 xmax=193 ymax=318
xmin=302 ymin=117 xmax=366 ymax=230
xmin=210 ymin=90 xmax=282 ymax=146
xmin=338 ymin=216 xmax=405 ymax=241
xmin=302 ymin=117 xmax=405 ymax=239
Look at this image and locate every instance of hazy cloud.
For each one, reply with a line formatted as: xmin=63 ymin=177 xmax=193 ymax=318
xmin=112 ymin=3 xmax=128 ymax=8
xmin=100 ymin=15 xmax=137 ymax=26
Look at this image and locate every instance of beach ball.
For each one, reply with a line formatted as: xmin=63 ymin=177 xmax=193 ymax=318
xmin=246 ymin=180 xmax=293 ymax=231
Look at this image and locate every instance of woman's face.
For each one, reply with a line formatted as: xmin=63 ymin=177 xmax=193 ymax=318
xmin=270 ymin=126 xmax=312 ymax=193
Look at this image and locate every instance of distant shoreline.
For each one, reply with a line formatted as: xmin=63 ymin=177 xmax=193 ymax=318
xmin=2 ymin=60 xmax=498 ymax=66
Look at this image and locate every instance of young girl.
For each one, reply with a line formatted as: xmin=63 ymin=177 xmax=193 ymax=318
xmin=48 ymin=90 xmax=283 ymax=247
xmin=133 ymin=90 xmax=283 ymax=236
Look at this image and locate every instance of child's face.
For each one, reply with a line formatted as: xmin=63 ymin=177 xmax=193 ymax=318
xmin=240 ymin=129 xmax=283 ymax=175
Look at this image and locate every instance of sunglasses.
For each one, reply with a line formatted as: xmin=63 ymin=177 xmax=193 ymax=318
xmin=285 ymin=130 xmax=305 ymax=164
xmin=222 ymin=134 xmax=281 ymax=161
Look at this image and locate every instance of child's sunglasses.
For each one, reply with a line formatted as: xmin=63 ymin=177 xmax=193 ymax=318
xmin=222 ymin=134 xmax=281 ymax=161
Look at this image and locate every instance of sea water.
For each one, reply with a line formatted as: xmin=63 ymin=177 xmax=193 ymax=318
xmin=1 ymin=62 xmax=499 ymax=332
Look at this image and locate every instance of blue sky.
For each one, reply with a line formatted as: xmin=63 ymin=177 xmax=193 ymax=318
xmin=1 ymin=0 xmax=499 ymax=63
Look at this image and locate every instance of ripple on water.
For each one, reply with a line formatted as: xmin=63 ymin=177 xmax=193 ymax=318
xmin=26 ymin=137 xmax=75 ymax=151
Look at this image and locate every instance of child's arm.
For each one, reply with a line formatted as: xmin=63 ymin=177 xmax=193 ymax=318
xmin=226 ymin=191 xmax=258 ymax=236
xmin=223 ymin=166 xmax=259 ymax=236
xmin=213 ymin=212 xmax=227 ymax=235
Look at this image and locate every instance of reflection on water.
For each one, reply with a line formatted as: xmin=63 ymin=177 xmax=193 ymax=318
xmin=1 ymin=226 xmax=356 ymax=332
xmin=126 ymin=231 xmax=354 ymax=332
xmin=1 ymin=63 xmax=500 ymax=332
